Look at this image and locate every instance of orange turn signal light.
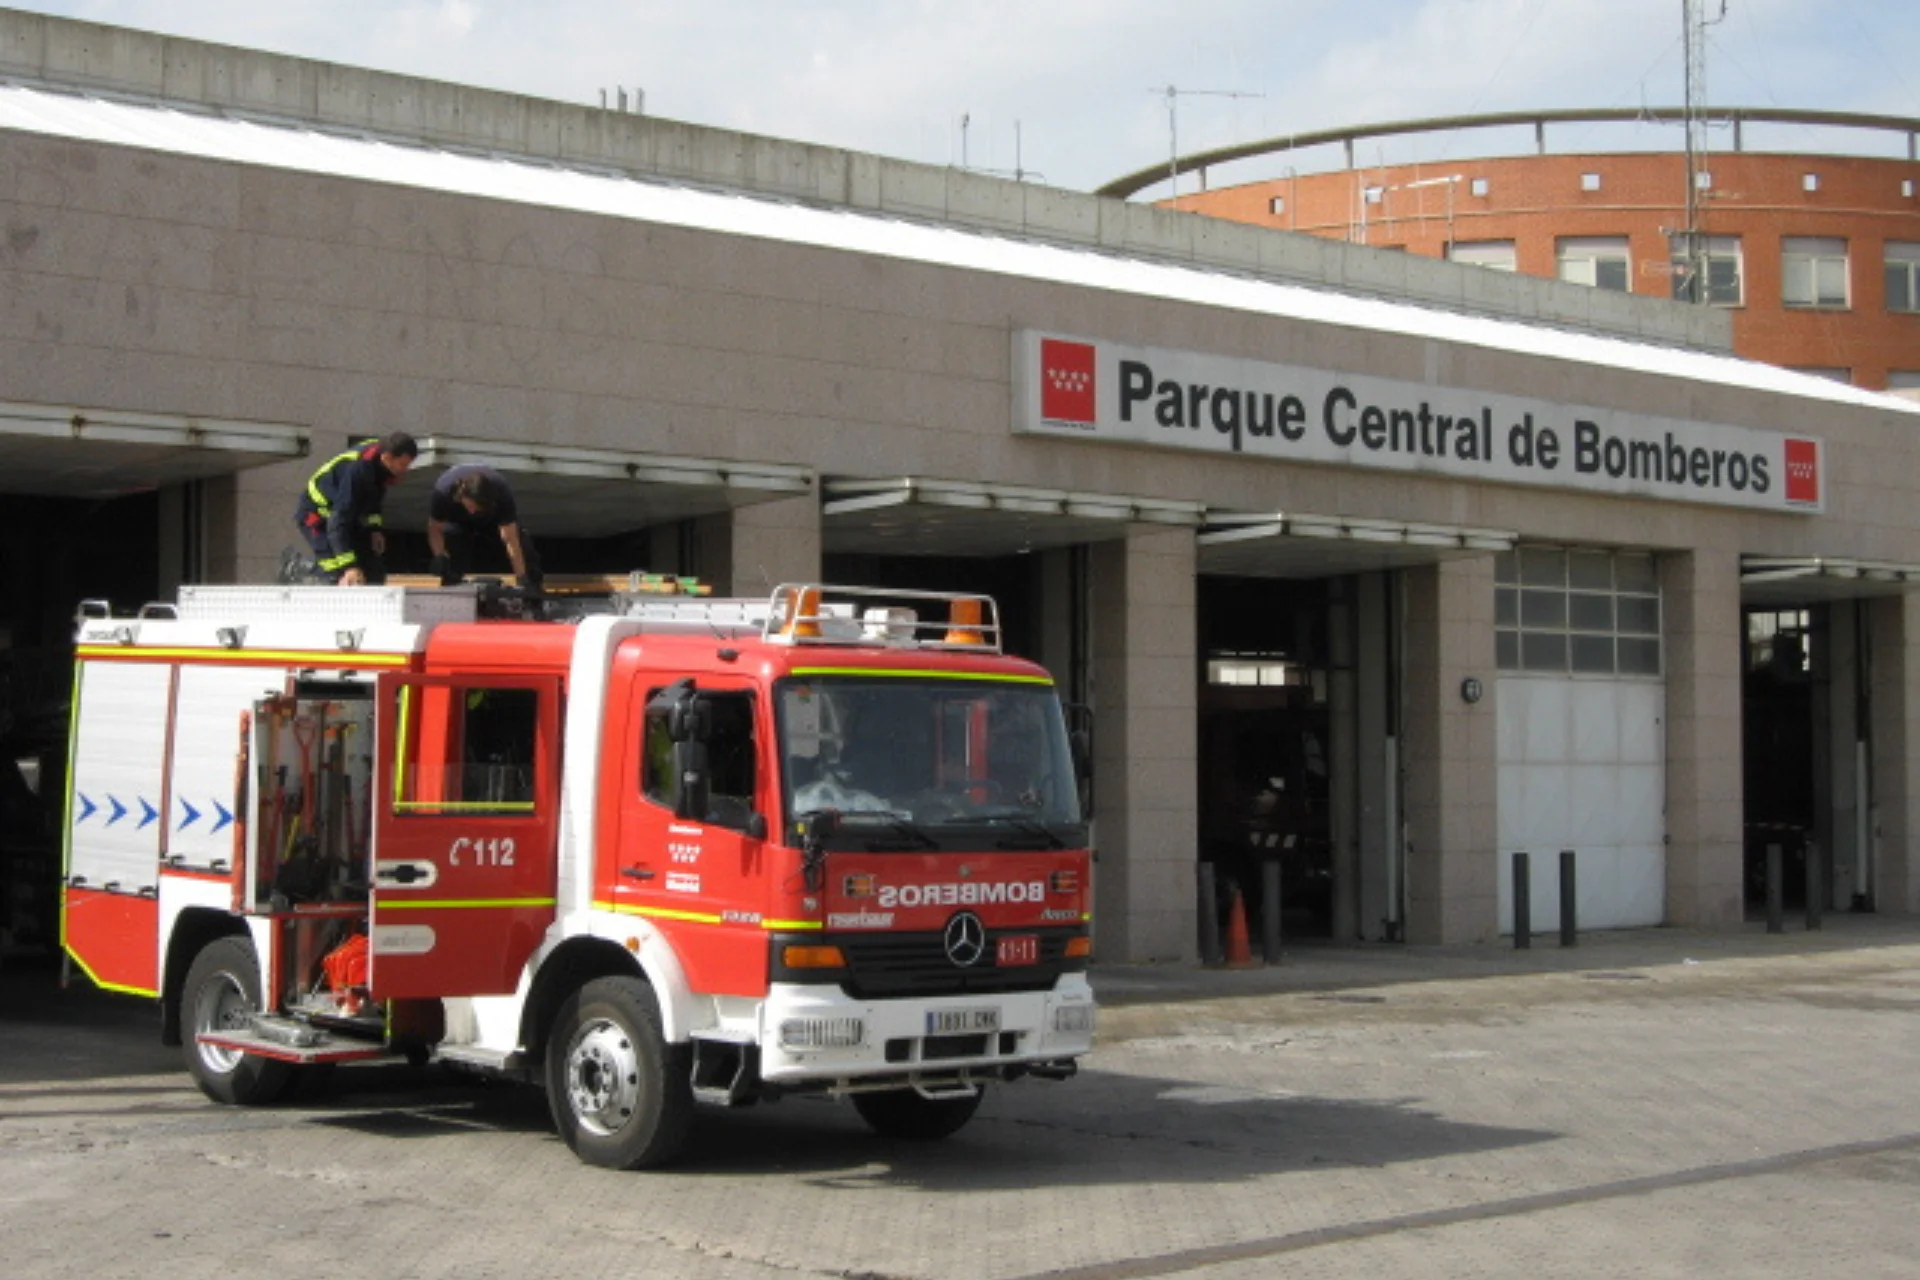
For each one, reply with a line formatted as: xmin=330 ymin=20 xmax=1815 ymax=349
xmin=782 ymin=944 xmax=848 ymax=969
xmin=1064 ymin=935 xmax=1093 ymax=958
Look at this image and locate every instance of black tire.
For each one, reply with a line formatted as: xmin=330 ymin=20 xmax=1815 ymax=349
xmin=181 ymin=935 xmax=293 ymax=1105
xmin=851 ymin=1085 xmax=985 ymax=1141
xmin=545 ymin=976 xmax=693 ymax=1170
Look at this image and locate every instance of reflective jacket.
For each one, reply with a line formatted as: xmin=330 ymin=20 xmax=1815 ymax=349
xmin=295 ymin=440 xmax=396 ymax=570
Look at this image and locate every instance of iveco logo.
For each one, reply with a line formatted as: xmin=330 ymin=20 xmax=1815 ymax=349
xmin=944 ymin=911 xmax=987 ymax=968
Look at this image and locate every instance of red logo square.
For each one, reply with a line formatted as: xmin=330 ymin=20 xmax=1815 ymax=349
xmin=1784 ymin=438 xmax=1820 ymax=505
xmin=1040 ymin=339 xmax=1097 ymax=424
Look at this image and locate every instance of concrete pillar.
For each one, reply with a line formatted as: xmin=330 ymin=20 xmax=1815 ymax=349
xmin=1400 ymin=557 xmax=1498 ymax=944
xmin=1660 ymin=549 xmax=1744 ymax=925
xmin=707 ymin=494 xmax=821 ymax=597
xmin=1869 ymin=593 xmax=1920 ymax=913
xmin=1087 ymin=528 xmax=1197 ymax=963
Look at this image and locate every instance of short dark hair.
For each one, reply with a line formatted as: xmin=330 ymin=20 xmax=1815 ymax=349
xmin=453 ymin=471 xmax=498 ymax=514
xmin=379 ymin=431 xmax=419 ymax=460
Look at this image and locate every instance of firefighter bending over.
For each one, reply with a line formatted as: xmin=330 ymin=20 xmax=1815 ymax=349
xmin=294 ymin=432 xmax=418 ymax=585
xmin=426 ymin=464 xmax=542 ymax=589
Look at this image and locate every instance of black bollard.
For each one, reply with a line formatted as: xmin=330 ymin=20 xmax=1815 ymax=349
xmin=1804 ymin=838 xmax=1822 ymax=931
xmin=1559 ymin=849 xmax=1578 ymax=947
xmin=1197 ymin=861 xmax=1223 ymax=965
xmin=1261 ymin=858 xmax=1283 ymax=964
xmin=1766 ymin=842 xmax=1784 ymax=934
xmin=1512 ymin=851 xmax=1531 ymax=949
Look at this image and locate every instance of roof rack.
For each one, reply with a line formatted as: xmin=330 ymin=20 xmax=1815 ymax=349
xmin=759 ymin=583 xmax=1002 ymax=653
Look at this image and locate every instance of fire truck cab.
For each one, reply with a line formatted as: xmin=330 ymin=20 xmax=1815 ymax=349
xmin=62 ymin=579 xmax=1095 ymax=1168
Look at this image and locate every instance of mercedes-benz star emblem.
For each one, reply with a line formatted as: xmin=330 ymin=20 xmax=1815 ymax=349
xmin=944 ymin=911 xmax=987 ymax=968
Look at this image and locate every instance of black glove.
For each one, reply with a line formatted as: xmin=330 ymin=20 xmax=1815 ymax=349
xmin=428 ymin=554 xmax=457 ymax=586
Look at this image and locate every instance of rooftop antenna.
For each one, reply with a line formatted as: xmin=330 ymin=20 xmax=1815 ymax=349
xmin=1154 ymin=84 xmax=1264 ymax=198
xmin=1681 ymin=0 xmax=1728 ymax=301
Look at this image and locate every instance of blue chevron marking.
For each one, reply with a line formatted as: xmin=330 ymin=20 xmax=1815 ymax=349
xmin=77 ymin=793 xmax=98 ymax=823
xmin=107 ymin=796 xmax=127 ymax=826
xmin=179 ymin=799 xmax=202 ymax=830
xmin=211 ymin=800 xmax=233 ymax=834
xmin=139 ymin=798 xmax=158 ymax=830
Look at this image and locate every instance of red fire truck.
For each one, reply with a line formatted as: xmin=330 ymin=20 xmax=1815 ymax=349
xmin=61 ymin=578 xmax=1095 ymax=1168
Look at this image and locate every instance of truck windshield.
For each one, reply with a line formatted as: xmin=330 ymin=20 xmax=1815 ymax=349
xmin=777 ymin=675 xmax=1084 ymax=849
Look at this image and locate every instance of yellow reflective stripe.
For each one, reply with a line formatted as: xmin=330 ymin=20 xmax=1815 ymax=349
xmin=76 ymin=646 xmax=409 ymax=666
xmin=378 ymin=897 xmax=556 ymax=910
xmin=365 ymin=514 xmax=384 ymax=528
xmin=59 ymin=940 xmax=160 ymax=999
xmin=789 ymin=666 xmax=1052 ymax=685
xmin=306 ymin=446 xmax=362 ymax=512
xmin=393 ymin=684 xmax=412 ymax=809
xmin=588 ymin=900 xmax=822 ymax=930
xmin=320 ymin=551 xmax=356 ymax=570
xmin=592 ymin=899 xmax=725 ymax=925
xmin=391 ymin=801 xmax=537 ymax=814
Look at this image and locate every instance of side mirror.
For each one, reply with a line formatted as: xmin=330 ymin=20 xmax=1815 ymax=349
xmin=672 ymin=739 xmax=711 ymax=820
xmin=1066 ymin=703 xmax=1094 ymax=819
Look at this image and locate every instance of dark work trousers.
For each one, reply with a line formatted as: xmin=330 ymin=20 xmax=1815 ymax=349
xmin=298 ymin=515 xmax=386 ymax=584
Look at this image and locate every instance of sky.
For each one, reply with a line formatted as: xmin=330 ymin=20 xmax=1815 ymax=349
xmin=9 ymin=1 xmax=1920 ymax=198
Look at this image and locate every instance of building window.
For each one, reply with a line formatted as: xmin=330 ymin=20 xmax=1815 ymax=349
xmin=1580 ymin=172 xmax=1602 ymax=192
xmin=1268 ymin=195 xmax=1286 ymax=216
xmin=1496 ymin=547 xmax=1661 ymax=676
xmin=1885 ymin=242 xmax=1920 ymax=313
xmin=1557 ymin=237 xmax=1630 ymax=291
xmin=1469 ymin=177 xmax=1489 ymax=197
xmin=1888 ymin=371 xmax=1920 ymax=390
xmin=1782 ymin=237 xmax=1849 ymax=309
xmin=1669 ymin=234 xmax=1742 ymax=305
xmin=1448 ymin=240 xmax=1516 ymax=272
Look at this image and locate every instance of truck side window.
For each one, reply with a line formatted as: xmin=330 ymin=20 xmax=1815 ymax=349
xmin=394 ymin=684 xmax=538 ymax=814
xmin=641 ymin=690 xmax=756 ymax=830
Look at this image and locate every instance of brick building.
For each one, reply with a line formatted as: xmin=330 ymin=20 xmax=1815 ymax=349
xmin=1112 ymin=109 xmax=1920 ymax=392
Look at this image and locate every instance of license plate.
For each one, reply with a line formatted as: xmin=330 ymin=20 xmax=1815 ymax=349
xmin=996 ymin=934 xmax=1039 ymax=966
xmin=927 ymin=1006 xmax=999 ymax=1035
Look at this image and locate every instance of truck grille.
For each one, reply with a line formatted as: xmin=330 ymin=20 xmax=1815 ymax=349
xmin=772 ymin=928 xmax=1084 ymax=999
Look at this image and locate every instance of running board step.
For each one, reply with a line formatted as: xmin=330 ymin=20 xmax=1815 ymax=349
xmin=197 ymin=1015 xmax=396 ymax=1066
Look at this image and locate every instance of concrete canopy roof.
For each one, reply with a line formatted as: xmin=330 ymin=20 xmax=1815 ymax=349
xmin=0 ymin=401 xmax=308 ymax=501
xmin=821 ymin=478 xmax=1204 ymax=558
xmin=388 ymin=437 xmax=813 ymax=539
xmin=1199 ymin=514 xmax=1517 ymax=579
xmin=1741 ymin=556 xmax=1920 ymax=606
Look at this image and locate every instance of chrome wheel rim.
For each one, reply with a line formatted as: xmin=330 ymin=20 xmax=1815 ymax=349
xmin=565 ymin=1017 xmax=641 ymax=1137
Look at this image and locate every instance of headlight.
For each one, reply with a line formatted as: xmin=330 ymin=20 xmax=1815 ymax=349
xmin=1052 ymin=1004 xmax=1095 ymax=1035
xmin=778 ymin=1016 xmax=865 ymax=1050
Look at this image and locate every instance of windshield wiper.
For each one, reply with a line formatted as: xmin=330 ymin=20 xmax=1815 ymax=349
xmin=966 ymin=809 xmax=1069 ymax=849
xmin=841 ymin=811 xmax=942 ymax=851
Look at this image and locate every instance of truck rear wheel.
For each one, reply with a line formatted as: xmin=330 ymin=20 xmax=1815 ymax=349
xmin=545 ymin=976 xmax=693 ymax=1169
xmin=182 ymin=936 xmax=292 ymax=1105
xmin=852 ymin=1085 xmax=984 ymax=1141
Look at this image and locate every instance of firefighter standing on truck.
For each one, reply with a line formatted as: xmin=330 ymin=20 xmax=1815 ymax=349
xmin=294 ymin=432 xmax=418 ymax=585
xmin=426 ymin=463 xmax=541 ymax=588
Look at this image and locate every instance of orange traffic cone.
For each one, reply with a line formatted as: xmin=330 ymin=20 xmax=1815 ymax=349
xmin=1222 ymin=887 xmax=1259 ymax=968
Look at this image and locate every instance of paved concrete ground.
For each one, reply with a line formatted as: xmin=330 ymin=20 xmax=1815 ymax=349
xmin=2 ymin=914 xmax=1917 ymax=1278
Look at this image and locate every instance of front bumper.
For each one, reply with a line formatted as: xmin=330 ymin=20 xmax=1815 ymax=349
xmin=756 ymin=974 xmax=1095 ymax=1083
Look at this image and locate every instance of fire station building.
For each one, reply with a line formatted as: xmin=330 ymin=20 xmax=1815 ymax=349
xmin=4 ymin=11 xmax=1920 ymax=962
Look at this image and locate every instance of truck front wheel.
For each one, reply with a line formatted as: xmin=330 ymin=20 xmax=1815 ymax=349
xmin=181 ymin=936 xmax=292 ymax=1105
xmin=852 ymin=1086 xmax=984 ymax=1141
xmin=545 ymin=976 xmax=693 ymax=1169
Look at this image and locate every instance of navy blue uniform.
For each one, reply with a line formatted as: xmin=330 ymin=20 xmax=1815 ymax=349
xmin=294 ymin=440 xmax=402 ymax=582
